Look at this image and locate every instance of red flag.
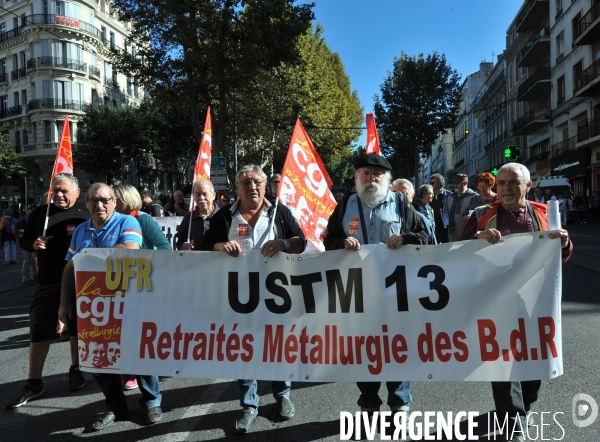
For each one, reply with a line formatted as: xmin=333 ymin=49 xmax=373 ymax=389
xmin=278 ymin=119 xmax=337 ymax=252
xmin=365 ymin=113 xmax=381 ymax=155
xmin=193 ymin=107 xmax=212 ymax=182
xmin=50 ymin=114 xmax=74 ymax=180
xmin=47 ymin=114 xmax=73 ymax=201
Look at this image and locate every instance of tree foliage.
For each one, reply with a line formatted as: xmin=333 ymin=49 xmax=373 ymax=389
xmin=218 ymin=25 xmax=363 ymax=188
xmin=374 ymin=51 xmax=461 ymax=180
xmin=110 ymin=0 xmax=315 ymax=156
xmin=0 ymin=135 xmax=25 ymax=184
xmin=77 ymin=100 xmax=196 ymax=186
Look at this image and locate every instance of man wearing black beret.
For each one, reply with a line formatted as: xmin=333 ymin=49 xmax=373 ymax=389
xmin=324 ymin=154 xmax=428 ymax=428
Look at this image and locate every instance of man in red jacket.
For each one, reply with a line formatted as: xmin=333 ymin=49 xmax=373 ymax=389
xmin=462 ymin=163 xmax=572 ymax=442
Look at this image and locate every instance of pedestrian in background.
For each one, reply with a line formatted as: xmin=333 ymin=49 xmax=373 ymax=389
xmin=589 ymin=190 xmax=599 ymax=224
xmin=1 ymin=208 xmax=17 ymax=265
xmin=12 ymin=203 xmax=39 ymax=283
xmin=462 ymin=172 xmax=498 ymax=222
xmin=429 ymin=173 xmax=451 ymax=243
xmin=446 ymin=173 xmax=478 ymax=242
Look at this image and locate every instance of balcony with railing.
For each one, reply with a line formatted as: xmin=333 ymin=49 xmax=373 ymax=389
xmin=552 ymin=135 xmax=577 ymax=157
xmin=89 ymin=65 xmax=101 ymax=78
xmin=0 ymin=73 xmax=8 ymax=84
xmin=0 ymin=105 xmax=23 ymax=119
xmin=28 ymin=98 xmax=87 ymax=112
xmin=516 ymin=0 xmax=549 ymax=33
xmin=573 ymin=1 xmax=600 ymax=46
xmin=574 ymin=58 xmax=600 ymax=97
xmin=36 ymin=56 xmax=87 ymax=73
xmin=474 ymin=71 xmax=506 ymax=111
xmin=526 ymin=139 xmax=550 ymax=161
xmin=0 ymin=26 xmax=22 ymax=44
xmin=512 ymin=107 xmax=550 ymax=136
xmin=25 ymin=14 xmax=102 ymax=42
xmin=577 ymin=117 xmax=600 ymax=148
xmin=518 ymin=66 xmax=551 ymax=101
xmin=484 ymin=102 xmax=507 ymax=127
xmin=517 ymin=27 xmax=550 ymax=68
xmin=104 ymin=78 xmax=118 ymax=89
xmin=10 ymin=68 xmax=26 ymax=80
xmin=26 ymin=58 xmax=36 ymax=70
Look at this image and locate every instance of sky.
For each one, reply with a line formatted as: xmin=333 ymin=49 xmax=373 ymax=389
xmin=306 ymin=0 xmax=524 ymax=113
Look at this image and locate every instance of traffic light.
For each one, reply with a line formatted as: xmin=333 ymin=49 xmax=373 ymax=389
xmin=504 ymin=144 xmax=521 ymax=161
xmin=489 ymin=167 xmax=499 ymax=176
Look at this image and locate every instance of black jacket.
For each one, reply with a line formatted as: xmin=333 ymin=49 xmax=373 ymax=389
xmin=20 ymin=201 xmax=90 ymax=284
xmin=174 ymin=205 xmax=220 ymax=250
xmin=201 ymin=201 xmax=307 ymax=252
xmin=324 ymin=191 xmax=428 ymax=251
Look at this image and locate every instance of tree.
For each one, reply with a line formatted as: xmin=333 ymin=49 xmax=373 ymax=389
xmin=109 ymin=0 xmax=315 ymax=156
xmin=0 ymin=135 xmax=25 ymax=185
xmin=77 ymin=100 xmax=197 ymax=187
xmin=374 ymin=51 xmax=461 ymax=181
xmin=217 ymin=25 xmax=363 ymax=187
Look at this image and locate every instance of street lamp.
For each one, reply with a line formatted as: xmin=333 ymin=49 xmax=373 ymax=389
xmin=114 ymin=145 xmax=124 ymax=183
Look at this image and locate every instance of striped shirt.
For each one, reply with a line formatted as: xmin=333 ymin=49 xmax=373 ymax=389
xmin=66 ymin=211 xmax=142 ymax=260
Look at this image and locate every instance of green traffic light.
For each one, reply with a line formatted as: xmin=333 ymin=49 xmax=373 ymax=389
xmin=491 ymin=168 xmax=498 ymax=176
xmin=504 ymin=148 xmax=511 ymax=158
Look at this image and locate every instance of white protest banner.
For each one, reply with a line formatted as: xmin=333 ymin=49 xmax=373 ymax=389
xmin=74 ymin=232 xmax=562 ymax=382
xmin=154 ymin=216 xmax=183 ymax=249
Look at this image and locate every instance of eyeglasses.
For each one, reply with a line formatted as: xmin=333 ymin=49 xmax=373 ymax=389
xmin=429 ymin=182 xmax=436 ymax=185
xmin=237 ymin=179 xmax=264 ymax=188
xmin=86 ymin=197 xmax=114 ymax=205
xmin=55 ymin=173 xmax=74 ymax=179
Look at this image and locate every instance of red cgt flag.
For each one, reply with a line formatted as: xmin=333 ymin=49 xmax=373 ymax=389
xmin=193 ymin=107 xmax=212 ymax=182
xmin=365 ymin=113 xmax=381 ymax=155
xmin=277 ymin=119 xmax=337 ymax=252
xmin=47 ymin=114 xmax=74 ymax=202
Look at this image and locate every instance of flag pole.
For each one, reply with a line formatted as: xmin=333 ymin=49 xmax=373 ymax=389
xmin=187 ymin=107 xmax=212 ymax=244
xmin=43 ymin=115 xmax=73 ymax=236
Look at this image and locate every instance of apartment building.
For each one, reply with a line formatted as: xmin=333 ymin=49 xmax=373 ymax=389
xmin=450 ymin=62 xmax=493 ymax=186
xmin=429 ymin=129 xmax=454 ymax=185
xmin=568 ymin=0 xmax=600 ymax=194
xmin=0 ymin=0 xmax=142 ymax=206
xmin=472 ymin=54 xmax=508 ymax=181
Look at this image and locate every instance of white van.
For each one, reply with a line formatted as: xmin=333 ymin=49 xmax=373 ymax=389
xmin=528 ymin=175 xmax=572 ymax=200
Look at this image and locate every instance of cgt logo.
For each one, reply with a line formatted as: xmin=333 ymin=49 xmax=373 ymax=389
xmin=572 ymin=394 xmax=598 ymax=428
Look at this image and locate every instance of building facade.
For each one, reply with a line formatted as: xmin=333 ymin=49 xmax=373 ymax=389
xmin=0 ymin=0 xmax=142 ymax=208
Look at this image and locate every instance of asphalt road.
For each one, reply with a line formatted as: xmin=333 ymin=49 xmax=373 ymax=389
xmin=0 ymin=222 xmax=599 ymax=442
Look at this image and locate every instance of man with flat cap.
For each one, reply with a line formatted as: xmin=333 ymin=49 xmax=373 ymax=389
xmin=446 ymin=173 xmax=478 ymax=242
xmin=324 ymin=153 xmax=428 ymax=427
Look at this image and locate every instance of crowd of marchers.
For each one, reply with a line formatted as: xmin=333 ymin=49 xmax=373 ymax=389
xmin=1 ymin=155 xmax=573 ymax=442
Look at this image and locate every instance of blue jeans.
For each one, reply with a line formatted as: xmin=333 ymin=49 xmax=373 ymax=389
xmin=238 ymin=379 xmax=291 ymax=409
xmin=93 ymin=374 xmax=162 ymax=413
xmin=21 ymin=250 xmax=37 ymax=282
xmin=356 ymin=381 xmax=412 ymax=410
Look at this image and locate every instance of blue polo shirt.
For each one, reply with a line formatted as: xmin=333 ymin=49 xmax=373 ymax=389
xmin=66 ymin=211 xmax=143 ymax=261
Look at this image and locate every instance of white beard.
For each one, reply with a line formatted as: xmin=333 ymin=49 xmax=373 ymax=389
xmin=357 ymin=178 xmax=389 ymax=207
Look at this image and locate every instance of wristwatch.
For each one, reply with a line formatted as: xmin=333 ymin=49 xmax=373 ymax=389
xmin=282 ymin=239 xmax=290 ymax=251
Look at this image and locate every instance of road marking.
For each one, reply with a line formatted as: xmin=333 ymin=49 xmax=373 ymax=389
xmin=162 ymin=378 xmax=232 ymax=442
